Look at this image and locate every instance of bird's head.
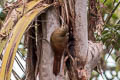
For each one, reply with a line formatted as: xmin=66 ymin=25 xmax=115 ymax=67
xmin=58 ymin=23 xmax=69 ymax=37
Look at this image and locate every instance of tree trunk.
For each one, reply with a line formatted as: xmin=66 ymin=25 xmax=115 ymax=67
xmin=65 ymin=0 xmax=103 ymax=79
xmin=39 ymin=7 xmax=62 ymax=80
xmin=25 ymin=0 xmax=104 ymax=80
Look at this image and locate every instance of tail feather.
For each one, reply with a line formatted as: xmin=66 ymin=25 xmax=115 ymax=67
xmin=53 ymin=56 xmax=61 ymax=76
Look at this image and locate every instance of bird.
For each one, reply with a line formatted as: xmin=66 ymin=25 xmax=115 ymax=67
xmin=50 ymin=23 xmax=68 ymax=76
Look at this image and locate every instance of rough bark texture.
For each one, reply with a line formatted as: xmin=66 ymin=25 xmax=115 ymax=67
xmin=71 ymin=0 xmax=88 ymax=79
xmin=66 ymin=0 xmax=104 ymax=79
xmin=35 ymin=16 xmax=43 ymax=79
xmin=39 ymin=7 xmax=65 ymax=80
xmin=86 ymin=0 xmax=104 ymax=79
xmin=25 ymin=0 xmax=104 ymax=80
xmin=26 ymin=27 xmax=36 ymax=80
xmin=74 ymin=0 xmax=88 ymax=64
xmin=88 ymin=0 xmax=98 ymax=41
xmin=88 ymin=0 xmax=103 ymax=41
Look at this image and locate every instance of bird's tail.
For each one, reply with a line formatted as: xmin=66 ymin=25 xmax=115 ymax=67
xmin=53 ymin=56 xmax=61 ymax=76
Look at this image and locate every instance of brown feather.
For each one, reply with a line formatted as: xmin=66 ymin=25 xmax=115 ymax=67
xmin=53 ymin=54 xmax=62 ymax=76
xmin=50 ymin=26 xmax=68 ymax=76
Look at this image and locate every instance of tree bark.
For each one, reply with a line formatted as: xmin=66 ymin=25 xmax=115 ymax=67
xmin=66 ymin=0 xmax=104 ymax=80
xmin=39 ymin=7 xmax=63 ymax=80
xmin=75 ymin=0 xmax=88 ymax=59
xmin=25 ymin=0 xmax=104 ymax=80
xmin=26 ymin=27 xmax=36 ymax=80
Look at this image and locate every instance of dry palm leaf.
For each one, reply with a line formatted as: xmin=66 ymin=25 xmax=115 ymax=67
xmin=0 ymin=1 xmax=55 ymax=80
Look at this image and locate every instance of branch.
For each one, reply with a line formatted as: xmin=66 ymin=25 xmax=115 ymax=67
xmin=105 ymin=1 xmax=120 ymax=24
xmin=103 ymin=0 xmax=107 ymax=4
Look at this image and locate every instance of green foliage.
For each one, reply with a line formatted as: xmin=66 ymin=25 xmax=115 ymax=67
xmin=100 ymin=24 xmax=120 ymax=50
xmin=96 ymin=0 xmax=120 ymax=50
xmin=99 ymin=0 xmax=104 ymax=3
xmin=0 ymin=12 xmax=6 ymax=20
xmin=104 ymin=0 xmax=114 ymax=9
xmin=94 ymin=1 xmax=120 ymax=79
xmin=112 ymin=13 xmax=118 ymax=20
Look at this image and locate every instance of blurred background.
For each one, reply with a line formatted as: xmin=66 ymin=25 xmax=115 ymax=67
xmin=0 ymin=0 xmax=120 ymax=80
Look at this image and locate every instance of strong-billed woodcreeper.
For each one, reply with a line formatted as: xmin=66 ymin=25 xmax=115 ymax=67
xmin=50 ymin=24 xmax=68 ymax=76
